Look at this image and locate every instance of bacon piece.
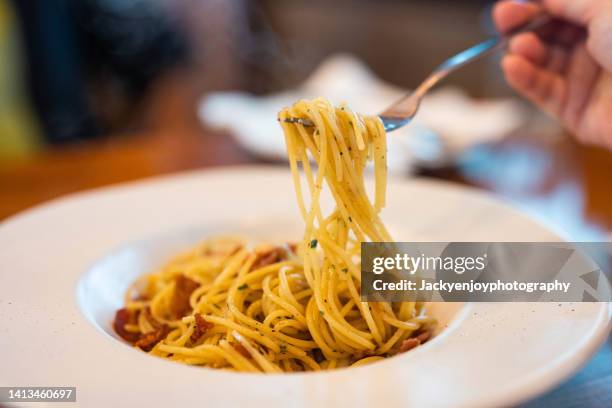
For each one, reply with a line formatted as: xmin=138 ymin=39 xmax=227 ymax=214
xmin=399 ymin=338 xmax=421 ymax=353
xmin=252 ymin=247 xmax=287 ymax=269
xmin=113 ymin=308 xmax=141 ymax=343
xmin=190 ymin=313 xmax=213 ymax=343
xmin=135 ymin=325 xmax=170 ymax=352
xmin=170 ymin=275 xmax=200 ymax=319
xmin=233 ymin=343 xmax=250 ymax=358
xmin=286 ymin=243 xmax=298 ymax=254
xmin=416 ymin=330 xmax=432 ymax=344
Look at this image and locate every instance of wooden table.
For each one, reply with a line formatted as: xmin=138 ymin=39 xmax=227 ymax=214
xmin=0 ymin=87 xmax=610 ymax=405
xmin=0 ymin=127 xmax=256 ymax=219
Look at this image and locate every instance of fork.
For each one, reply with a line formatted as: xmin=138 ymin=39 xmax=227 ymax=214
xmin=283 ymin=15 xmax=551 ymax=133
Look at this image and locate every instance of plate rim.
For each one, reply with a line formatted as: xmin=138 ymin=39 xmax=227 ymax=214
xmin=0 ymin=165 xmax=610 ymax=408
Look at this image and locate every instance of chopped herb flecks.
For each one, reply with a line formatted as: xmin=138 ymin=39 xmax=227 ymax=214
xmin=310 ymin=239 xmax=318 ymax=248
xmin=237 ymin=283 xmax=249 ymax=290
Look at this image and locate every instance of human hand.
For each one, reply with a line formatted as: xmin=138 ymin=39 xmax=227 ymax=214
xmin=494 ymin=0 xmax=612 ymax=148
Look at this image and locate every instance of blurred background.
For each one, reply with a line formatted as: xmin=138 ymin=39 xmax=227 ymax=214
xmin=1 ymin=0 xmax=611 ymax=241
xmin=0 ymin=0 xmax=610 ymax=405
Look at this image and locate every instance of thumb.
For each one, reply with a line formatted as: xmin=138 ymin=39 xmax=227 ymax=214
xmin=542 ymin=0 xmax=596 ymax=25
xmin=543 ymin=0 xmax=612 ymax=71
xmin=587 ymin=9 xmax=612 ymax=72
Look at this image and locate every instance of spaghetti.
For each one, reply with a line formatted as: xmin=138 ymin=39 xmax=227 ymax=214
xmin=113 ymin=98 xmax=435 ymax=372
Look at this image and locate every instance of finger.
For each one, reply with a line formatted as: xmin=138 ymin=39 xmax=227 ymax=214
xmin=543 ymin=0 xmax=599 ymax=26
xmin=502 ymin=54 xmax=566 ymax=117
xmin=587 ymin=8 xmax=612 ymax=72
xmin=493 ymin=0 xmax=542 ymax=33
xmin=509 ymin=32 xmax=549 ymax=66
xmin=546 ymin=45 xmax=569 ymax=74
xmin=510 ymin=36 xmax=572 ymax=75
xmin=562 ymin=43 xmax=601 ymax=133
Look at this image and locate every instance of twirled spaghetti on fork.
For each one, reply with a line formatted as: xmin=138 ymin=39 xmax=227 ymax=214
xmin=113 ymin=98 xmax=435 ymax=372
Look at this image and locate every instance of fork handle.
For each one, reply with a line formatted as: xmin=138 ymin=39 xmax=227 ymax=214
xmin=414 ymin=14 xmax=552 ymax=99
xmin=380 ymin=15 xmax=551 ymax=123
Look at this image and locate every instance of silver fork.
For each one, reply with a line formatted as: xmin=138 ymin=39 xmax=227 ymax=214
xmin=283 ymin=15 xmax=551 ymax=133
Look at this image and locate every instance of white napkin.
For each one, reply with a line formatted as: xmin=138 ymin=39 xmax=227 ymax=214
xmin=199 ymin=54 xmax=526 ymax=173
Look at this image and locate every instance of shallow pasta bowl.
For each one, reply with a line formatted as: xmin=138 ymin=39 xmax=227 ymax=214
xmin=0 ymin=166 xmax=609 ymax=407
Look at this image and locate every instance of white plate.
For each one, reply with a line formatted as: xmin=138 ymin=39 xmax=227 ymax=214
xmin=0 ymin=166 xmax=609 ymax=408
